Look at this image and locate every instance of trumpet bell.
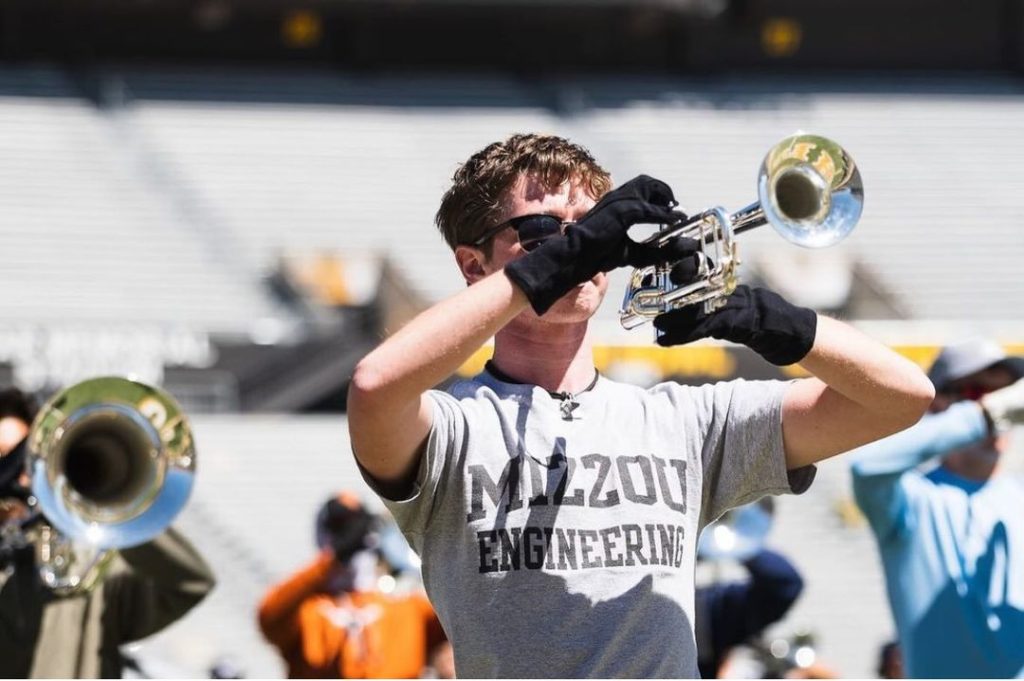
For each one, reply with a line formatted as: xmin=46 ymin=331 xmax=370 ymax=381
xmin=28 ymin=377 xmax=195 ymax=549
xmin=618 ymin=133 xmax=863 ymax=330
xmin=759 ymin=133 xmax=863 ymax=248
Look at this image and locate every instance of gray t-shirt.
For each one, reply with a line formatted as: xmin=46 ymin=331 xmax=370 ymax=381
xmin=361 ymin=371 xmax=814 ymax=678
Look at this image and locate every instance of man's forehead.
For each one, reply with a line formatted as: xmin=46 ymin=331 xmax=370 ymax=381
xmin=511 ymin=173 xmax=590 ymax=205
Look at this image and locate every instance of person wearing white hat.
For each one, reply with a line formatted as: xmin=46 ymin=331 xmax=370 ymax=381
xmin=851 ymin=338 xmax=1024 ymax=678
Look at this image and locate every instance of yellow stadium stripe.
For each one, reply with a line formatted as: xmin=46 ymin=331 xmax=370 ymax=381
xmin=456 ymin=343 xmax=1004 ymax=379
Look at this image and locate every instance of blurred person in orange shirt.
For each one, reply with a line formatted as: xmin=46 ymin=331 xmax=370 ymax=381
xmin=258 ymin=492 xmax=447 ymax=679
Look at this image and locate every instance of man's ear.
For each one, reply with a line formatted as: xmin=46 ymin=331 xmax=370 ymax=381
xmin=455 ymin=245 xmax=489 ymax=285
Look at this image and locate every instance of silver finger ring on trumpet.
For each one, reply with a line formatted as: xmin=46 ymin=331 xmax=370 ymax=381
xmin=619 ymin=133 xmax=864 ymax=330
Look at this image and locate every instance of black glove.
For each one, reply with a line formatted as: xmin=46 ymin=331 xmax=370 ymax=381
xmin=653 ymin=285 xmax=817 ymax=366
xmin=505 ymin=175 xmax=698 ymax=314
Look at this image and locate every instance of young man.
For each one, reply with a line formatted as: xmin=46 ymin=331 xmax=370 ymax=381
xmin=0 ymin=386 xmax=215 ymax=678
xmin=851 ymin=338 xmax=1024 ymax=678
xmin=348 ymin=134 xmax=933 ymax=677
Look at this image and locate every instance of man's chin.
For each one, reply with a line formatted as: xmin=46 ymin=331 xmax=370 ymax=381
xmin=544 ymin=282 xmax=605 ymax=321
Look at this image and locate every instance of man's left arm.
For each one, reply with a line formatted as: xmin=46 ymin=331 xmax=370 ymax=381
xmin=781 ymin=316 xmax=935 ymax=469
xmin=107 ymin=526 xmax=216 ymax=643
xmin=655 ymin=286 xmax=934 ymax=470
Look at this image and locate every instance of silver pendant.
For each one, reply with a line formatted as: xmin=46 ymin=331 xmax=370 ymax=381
xmin=560 ymin=396 xmax=581 ymax=421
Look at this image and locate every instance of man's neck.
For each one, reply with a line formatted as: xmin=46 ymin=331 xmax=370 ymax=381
xmin=491 ymin=319 xmax=596 ymax=394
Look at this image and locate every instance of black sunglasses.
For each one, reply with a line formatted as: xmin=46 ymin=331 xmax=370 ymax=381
xmin=469 ymin=214 xmax=575 ymax=252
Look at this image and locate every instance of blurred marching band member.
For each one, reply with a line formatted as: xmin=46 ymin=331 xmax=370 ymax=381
xmin=851 ymin=338 xmax=1024 ymax=678
xmin=258 ymin=492 xmax=447 ymax=679
xmin=694 ymin=500 xmax=805 ymax=678
xmin=0 ymin=386 xmax=215 ymax=678
xmin=696 ymin=546 xmax=804 ymax=678
xmin=346 ymin=133 xmax=934 ymax=677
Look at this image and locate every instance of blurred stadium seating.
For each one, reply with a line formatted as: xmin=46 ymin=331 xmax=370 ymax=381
xmin=4 ymin=67 xmax=1024 ymax=403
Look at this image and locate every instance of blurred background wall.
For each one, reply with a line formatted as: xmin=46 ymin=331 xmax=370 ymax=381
xmin=1 ymin=0 xmax=1023 ymax=677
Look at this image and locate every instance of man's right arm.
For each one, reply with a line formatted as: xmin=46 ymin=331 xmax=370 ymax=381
xmin=347 ymin=271 xmax=529 ymax=495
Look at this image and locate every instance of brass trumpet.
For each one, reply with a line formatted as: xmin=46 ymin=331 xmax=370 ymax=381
xmin=619 ymin=133 xmax=864 ymax=330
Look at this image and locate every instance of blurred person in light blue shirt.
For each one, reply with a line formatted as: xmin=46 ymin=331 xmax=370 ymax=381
xmin=851 ymin=338 xmax=1024 ymax=678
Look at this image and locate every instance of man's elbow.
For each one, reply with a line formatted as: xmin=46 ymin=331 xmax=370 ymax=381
xmin=909 ymin=373 xmax=937 ymax=413
xmin=349 ymin=357 xmax=426 ymax=430
xmin=889 ymin=374 xmax=935 ymax=430
xmin=348 ymin=359 xmax=391 ymax=415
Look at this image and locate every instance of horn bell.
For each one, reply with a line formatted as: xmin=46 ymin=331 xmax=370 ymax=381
xmin=27 ymin=376 xmax=195 ymax=549
xmin=758 ymin=133 xmax=864 ymax=248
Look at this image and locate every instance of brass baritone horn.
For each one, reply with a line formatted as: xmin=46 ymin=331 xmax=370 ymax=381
xmin=619 ymin=133 xmax=864 ymax=330
xmin=24 ymin=376 xmax=196 ymax=593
